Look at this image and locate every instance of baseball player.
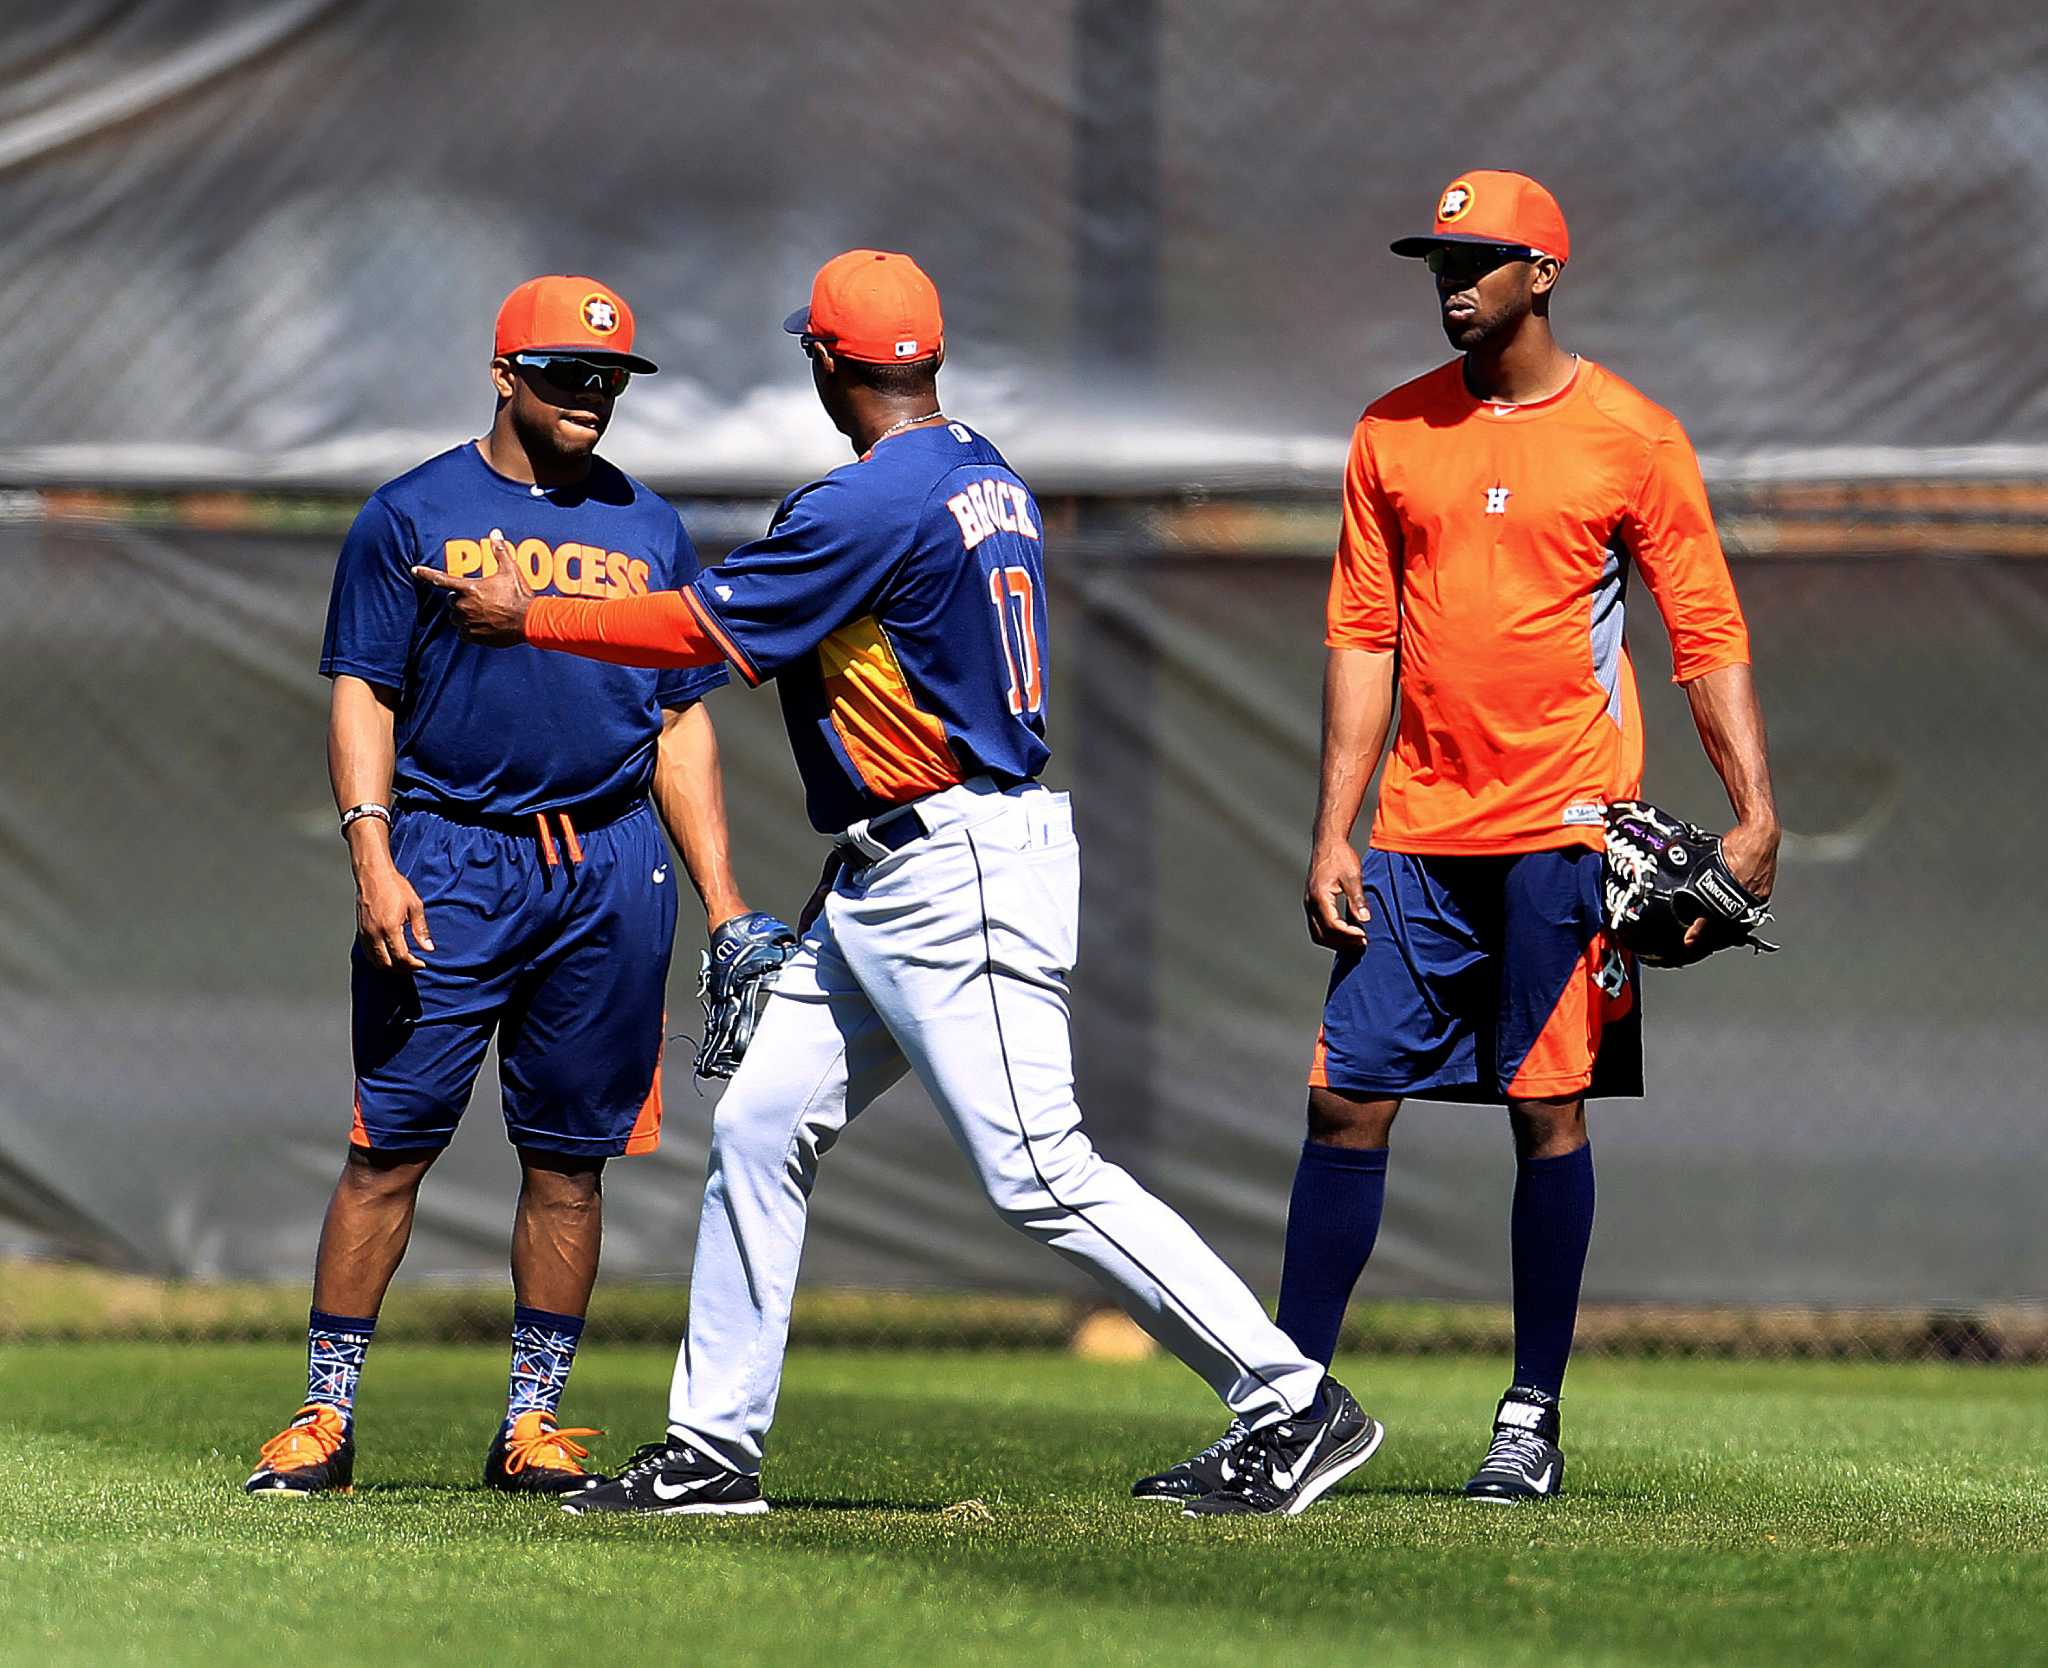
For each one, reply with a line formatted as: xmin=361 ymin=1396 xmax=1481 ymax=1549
xmin=246 ymin=276 xmax=787 ymax=1498
xmin=421 ymin=250 xmax=1381 ymax=1519
xmin=1137 ymin=172 xmax=1780 ymax=1504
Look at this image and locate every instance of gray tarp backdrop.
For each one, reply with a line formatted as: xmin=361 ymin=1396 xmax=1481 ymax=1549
xmin=1 ymin=3 xmax=2044 ymax=1303
xmin=2 ymin=0 xmax=2047 ymax=488
xmin=2 ymin=518 xmax=2042 ymax=1305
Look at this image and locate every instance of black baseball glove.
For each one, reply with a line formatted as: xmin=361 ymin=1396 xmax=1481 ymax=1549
xmin=694 ymin=910 xmax=799 ymax=1078
xmin=1602 ymin=800 xmax=1778 ymax=968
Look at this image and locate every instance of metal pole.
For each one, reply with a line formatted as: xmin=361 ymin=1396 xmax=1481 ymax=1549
xmin=1070 ymin=0 xmax=1162 ymax=1159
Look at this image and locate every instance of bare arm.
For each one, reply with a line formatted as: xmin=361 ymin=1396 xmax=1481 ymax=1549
xmin=1682 ymin=660 xmax=1780 ymax=901
xmin=329 ymin=674 xmax=433 ymax=969
xmin=653 ymin=701 xmax=746 ymax=932
xmin=1304 ymin=646 xmax=1397 ymax=947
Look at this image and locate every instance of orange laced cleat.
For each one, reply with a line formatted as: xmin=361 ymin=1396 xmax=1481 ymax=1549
xmin=484 ymin=1410 xmax=607 ymax=1495
xmin=244 ymin=1403 xmax=355 ymax=1498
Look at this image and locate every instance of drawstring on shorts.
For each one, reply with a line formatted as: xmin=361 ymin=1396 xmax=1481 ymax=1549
xmin=533 ymin=811 xmax=584 ymax=876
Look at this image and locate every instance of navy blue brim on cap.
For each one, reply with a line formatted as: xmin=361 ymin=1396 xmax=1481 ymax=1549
xmin=1390 ymin=232 xmax=1550 ymax=258
xmin=518 ymin=343 xmax=659 ymax=373
xmin=782 ymin=305 xmax=812 ymax=335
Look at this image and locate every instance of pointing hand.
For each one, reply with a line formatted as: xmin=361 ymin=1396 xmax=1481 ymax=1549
xmin=414 ymin=530 xmax=534 ymax=645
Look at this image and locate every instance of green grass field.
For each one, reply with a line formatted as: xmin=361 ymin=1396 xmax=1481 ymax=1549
xmin=2 ymin=1343 xmax=2041 ymax=1667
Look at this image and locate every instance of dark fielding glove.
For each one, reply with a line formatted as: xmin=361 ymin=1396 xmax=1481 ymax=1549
xmin=1602 ymin=800 xmax=1778 ymax=969
xmin=694 ymin=911 xmax=799 ymax=1078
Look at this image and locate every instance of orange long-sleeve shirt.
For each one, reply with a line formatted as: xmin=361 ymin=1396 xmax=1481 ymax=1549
xmin=1328 ymin=358 xmax=1750 ymax=855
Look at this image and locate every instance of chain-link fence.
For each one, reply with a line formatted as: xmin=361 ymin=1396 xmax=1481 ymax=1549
xmin=5 ymin=1258 xmax=2044 ymax=1363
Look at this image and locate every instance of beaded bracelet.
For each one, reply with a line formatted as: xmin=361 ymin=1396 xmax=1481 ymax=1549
xmin=338 ymin=803 xmax=393 ymax=837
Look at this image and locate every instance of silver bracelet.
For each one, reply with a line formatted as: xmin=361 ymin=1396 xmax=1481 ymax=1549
xmin=339 ymin=803 xmax=393 ymax=837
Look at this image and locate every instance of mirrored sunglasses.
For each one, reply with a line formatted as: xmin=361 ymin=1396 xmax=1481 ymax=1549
xmin=1424 ymin=243 xmax=1541 ymax=278
xmin=511 ymin=353 xmax=632 ymax=398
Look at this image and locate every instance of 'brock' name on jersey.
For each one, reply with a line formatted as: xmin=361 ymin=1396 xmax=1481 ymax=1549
xmin=945 ymin=477 xmax=1040 ymax=549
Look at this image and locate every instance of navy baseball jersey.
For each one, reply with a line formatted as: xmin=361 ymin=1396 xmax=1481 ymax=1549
xmin=320 ymin=442 xmax=727 ymax=816
xmin=686 ymin=422 xmax=1051 ymax=832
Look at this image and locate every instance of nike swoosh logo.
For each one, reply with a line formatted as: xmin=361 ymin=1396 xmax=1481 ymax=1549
xmin=1531 ymin=1463 xmax=1556 ymax=1492
xmin=650 ymin=1476 xmax=698 ymax=1501
xmin=1271 ymin=1425 xmax=1326 ymax=1491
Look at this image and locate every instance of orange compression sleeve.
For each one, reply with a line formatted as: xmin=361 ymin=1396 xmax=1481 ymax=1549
xmin=523 ymin=589 xmax=726 ymax=670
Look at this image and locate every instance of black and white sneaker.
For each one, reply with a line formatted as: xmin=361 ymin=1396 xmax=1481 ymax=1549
xmin=559 ymin=1437 xmax=767 ymax=1517
xmin=1181 ymin=1380 xmax=1384 ymax=1518
xmin=1463 ymin=1387 xmax=1565 ymax=1502
xmin=1130 ymin=1419 xmax=1251 ymax=1503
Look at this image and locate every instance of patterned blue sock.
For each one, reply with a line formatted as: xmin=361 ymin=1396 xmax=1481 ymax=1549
xmin=1275 ymin=1141 xmax=1389 ymax=1368
xmin=1510 ymin=1144 xmax=1597 ymax=1398
xmin=305 ymin=1307 xmax=376 ymax=1428
xmin=506 ymin=1304 xmax=586 ymax=1426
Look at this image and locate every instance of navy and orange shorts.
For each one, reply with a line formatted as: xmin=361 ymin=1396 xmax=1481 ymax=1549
xmin=1310 ymin=846 xmax=1641 ymax=1105
xmin=350 ymin=801 xmax=676 ymax=1158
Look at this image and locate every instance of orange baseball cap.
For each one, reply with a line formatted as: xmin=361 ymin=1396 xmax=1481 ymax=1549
xmin=781 ymin=250 xmax=943 ymax=364
xmin=494 ymin=275 xmax=657 ymax=373
xmin=1391 ymin=171 xmax=1570 ymax=263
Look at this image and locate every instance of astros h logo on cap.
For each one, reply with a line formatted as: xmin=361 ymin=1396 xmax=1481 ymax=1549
xmin=782 ymin=250 xmax=944 ymax=365
xmin=495 ymin=276 xmax=658 ymax=373
xmin=1391 ymin=171 xmax=1571 ymax=263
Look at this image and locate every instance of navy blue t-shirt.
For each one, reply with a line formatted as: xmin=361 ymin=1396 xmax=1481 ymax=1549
xmin=320 ymin=442 xmax=726 ymax=816
xmin=688 ymin=422 xmax=1051 ymax=833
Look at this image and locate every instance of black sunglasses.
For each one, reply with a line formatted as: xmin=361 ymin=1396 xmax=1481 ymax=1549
xmin=1424 ymin=244 xmax=1541 ymax=278
xmin=511 ymin=353 xmax=631 ymax=399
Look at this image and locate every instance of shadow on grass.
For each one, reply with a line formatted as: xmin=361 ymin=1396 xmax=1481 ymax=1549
xmin=768 ymin=1496 xmax=954 ymax=1514
xmin=1356 ymin=1483 xmax=1470 ymax=1501
xmin=343 ymin=1484 xmax=961 ymax=1512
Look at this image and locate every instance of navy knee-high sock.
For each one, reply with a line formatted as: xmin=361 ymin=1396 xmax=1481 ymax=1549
xmin=1510 ymin=1144 xmax=1596 ymax=1398
xmin=1275 ymin=1141 xmax=1389 ymax=1368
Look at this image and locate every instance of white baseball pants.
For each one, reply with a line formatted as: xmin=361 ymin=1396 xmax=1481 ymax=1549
xmin=666 ymin=780 xmax=1324 ymax=1473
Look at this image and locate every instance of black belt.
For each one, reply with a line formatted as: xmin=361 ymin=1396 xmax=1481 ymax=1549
xmin=833 ymin=808 xmax=929 ymax=872
xmin=799 ymin=809 xmax=930 ymax=932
